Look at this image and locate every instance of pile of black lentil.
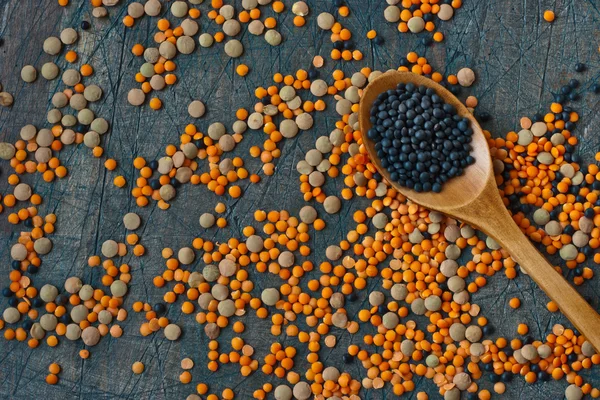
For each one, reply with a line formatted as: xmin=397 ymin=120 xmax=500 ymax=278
xmin=367 ymin=82 xmax=475 ymax=192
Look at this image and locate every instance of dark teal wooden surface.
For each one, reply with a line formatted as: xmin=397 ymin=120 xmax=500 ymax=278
xmin=1 ymin=0 xmax=600 ymax=399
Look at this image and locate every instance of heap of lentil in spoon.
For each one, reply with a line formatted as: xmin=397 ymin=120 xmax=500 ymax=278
xmin=368 ymin=82 xmax=475 ymax=192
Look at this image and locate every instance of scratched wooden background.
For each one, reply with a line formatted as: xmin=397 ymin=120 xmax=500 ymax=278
xmin=1 ymin=0 xmax=600 ymax=399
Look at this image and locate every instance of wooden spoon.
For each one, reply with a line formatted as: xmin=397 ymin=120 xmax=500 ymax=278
xmin=359 ymin=70 xmax=600 ymax=350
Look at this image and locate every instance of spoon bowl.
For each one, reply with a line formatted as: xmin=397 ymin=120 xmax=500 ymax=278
xmin=359 ymin=71 xmax=492 ymax=211
xmin=359 ymin=70 xmax=600 ymax=351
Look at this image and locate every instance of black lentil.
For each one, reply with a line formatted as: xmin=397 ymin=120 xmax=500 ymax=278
xmin=569 ymin=79 xmax=580 ymax=88
xmin=368 ymin=82 xmax=475 ymax=193
xmin=421 ymin=37 xmax=433 ymax=46
xmin=153 ymin=303 xmax=166 ymax=314
xmin=501 ymin=372 xmax=514 ymax=382
xmin=466 ymin=392 xmax=478 ymax=400
xmin=55 ymin=294 xmax=68 ymax=306
xmin=449 ymin=85 xmax=461 ymax=95
xmin=482 ymin=325 xmax=494 ymax=335
xmin=478 ymin=111 xmax=491 ymax=122
xmin=170 ymin=177 xmax=181 ymax=188
xmin=150 ymin=179 xmax=161 ymax=190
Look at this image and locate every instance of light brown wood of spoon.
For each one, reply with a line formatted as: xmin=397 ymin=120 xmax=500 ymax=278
xmin=359 ymin=71 xmax=600 ymax=351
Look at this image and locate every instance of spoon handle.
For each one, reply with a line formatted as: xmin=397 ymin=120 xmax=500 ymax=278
xmin=485 ymin=209 xmax=600 ymax=352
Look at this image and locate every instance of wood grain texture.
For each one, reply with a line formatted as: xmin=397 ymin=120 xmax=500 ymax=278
xmin=360 ymin=71 xmax=600 ymax=354
xmin=0 ymin=1 xmax=599 ymax=399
